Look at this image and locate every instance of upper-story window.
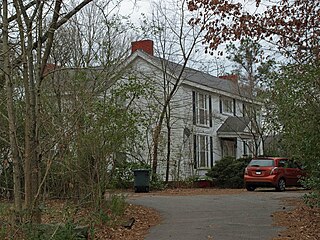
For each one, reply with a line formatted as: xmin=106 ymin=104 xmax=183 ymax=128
xmin=243 ymin=103 xmax=259 ymax=118
xmin=192 ymin=91 xmax=212 ymax=126
xmin=220 ymin=97 xmax=235 ymax=115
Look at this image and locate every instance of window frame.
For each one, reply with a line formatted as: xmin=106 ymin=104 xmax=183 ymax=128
xmin=243 ymin=140 xmax=254 ymax=157
xmin=194 ymin=92 xmax=210 ymax=126
xmin=194 ymin=134 xmax=212 ymax=169
xmin=220 ymin=97 xmax=235 ymax=115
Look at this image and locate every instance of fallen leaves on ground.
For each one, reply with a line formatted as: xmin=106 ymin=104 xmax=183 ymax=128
xmin=95 ymin=204 xmax=161 ymax=240
xmin=272 ymin=198 xmax=320 ymax=240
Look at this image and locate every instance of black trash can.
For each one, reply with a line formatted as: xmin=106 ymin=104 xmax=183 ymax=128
xmin=133 ymin=169 xmax=150 ymax=193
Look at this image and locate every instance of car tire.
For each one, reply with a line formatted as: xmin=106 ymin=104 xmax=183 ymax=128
xmin=276 ymin=178 xmax=286 ymax=192
xmin=246 ymin=185 xmax=256 ymax=191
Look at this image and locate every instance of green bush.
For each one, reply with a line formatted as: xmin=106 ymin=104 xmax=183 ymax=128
xmin=109 ymin=161 xmax=149 ymax=189
xmin=302 ymin=166 xmax=320 ymax=207
xmin=206 ymin=157 xmax=251 ymax=188
xmin=94 ymin=194 xmax=127 ymax=225
xmin=106 ymin=194 xmax=127 ymax=217
xmin=150 ymin=173 xmax=166 ymax=191
xmin=23 ymin=222 xmax=89 ymax=240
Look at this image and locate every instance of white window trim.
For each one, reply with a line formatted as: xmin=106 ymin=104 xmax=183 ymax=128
xmin=243 ymin=140 xmax=254 ymax=157
xmin=195 ymin=134 xmax=211 ymax=169
xmin=195 ymin=92 xmax=210 ymax=126
xmin=222 ymin=97 xmax=234 ymax=115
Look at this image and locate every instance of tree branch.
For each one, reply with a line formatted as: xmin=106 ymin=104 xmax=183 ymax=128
xmin=33 ymin=0 xmax=93 ymax=51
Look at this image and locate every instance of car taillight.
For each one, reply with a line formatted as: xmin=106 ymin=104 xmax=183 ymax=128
xmin=270 ymin=167 xmax=278 ymax=175
xmin=244 ymin=167 xmax=248 ymax=175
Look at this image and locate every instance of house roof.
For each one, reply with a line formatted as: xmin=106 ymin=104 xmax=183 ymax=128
xmin=217 ymin=117 xmax=252 ymax=138
xmin=159 ymin=60 xmax=243 ymax=96
xmin=127 ymin=50 xmax=252 ymax=99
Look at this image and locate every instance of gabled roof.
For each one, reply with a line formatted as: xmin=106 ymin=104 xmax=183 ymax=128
xmin=217 ymin=117 xmax=252 ymax=138
xmin=157 ymin=59 xmax=242 ymax=96
xmin=126 ymin=50 xmax=252 ymax=99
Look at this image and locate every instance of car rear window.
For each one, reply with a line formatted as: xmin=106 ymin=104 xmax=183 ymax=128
xmin=248 ymin=159 xmax=274 ymax=167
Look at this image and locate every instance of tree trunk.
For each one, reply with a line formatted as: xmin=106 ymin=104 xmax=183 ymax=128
xmin=11 ymin=0 xmax=93 ymax=222
xmin=165 ymin=109 xmax=171 ymax=183
xmin=3 ymin=0 xmax=22 ymax=215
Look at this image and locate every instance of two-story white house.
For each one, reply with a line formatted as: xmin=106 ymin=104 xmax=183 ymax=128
xmin=123 ymin=40 xmax=262 ymax=180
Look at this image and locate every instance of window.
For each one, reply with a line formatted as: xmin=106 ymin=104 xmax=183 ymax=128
xmin=220 ymin=97 xmax=235 ymax=115
xmin=243 ymin=140 xmax=254 ymax=157
xmin=248 ymin=159 xmax=275 ymax=167
xmin=194 ymin=135 xmax=212 ymax=169
xmin=193 ymin=91 xmax=211 ymax=126
xmin=278 ymin=160 xmax=287 ymax=168
xmin=221 ymin=139 xmax=236 ymax=158
xmin=243 ymin=103 xmax=256 ymax=118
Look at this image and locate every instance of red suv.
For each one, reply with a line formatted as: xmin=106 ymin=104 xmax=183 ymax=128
xmin=244 ymin=157 xmax=305 ymax=191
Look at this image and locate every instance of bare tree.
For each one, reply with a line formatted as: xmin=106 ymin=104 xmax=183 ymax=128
xmin=2 ymin=0 xmax=22 ymax=215
xmin=140 ymin=0 xmax=208 ymax=180
xmin=2 ymin=0 xmax=93 ymax=222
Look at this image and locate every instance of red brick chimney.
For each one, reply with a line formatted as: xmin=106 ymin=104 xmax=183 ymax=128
xmin=219 ymin=74 xmax=239 ymax=83
xmin=131 ymin=40 xmax=154 ymax=56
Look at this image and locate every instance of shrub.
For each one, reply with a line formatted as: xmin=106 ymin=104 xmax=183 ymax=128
xmin=109 ymin=161 xmax=149 ymax=189
xmin=302 ymin=168 xmax=320 ymax=207
xmin=94 ymin=194 xmax=127 ymax=225
xmin=106 ymin=194 xmax=127 ymax=217
xmin=150 ymin=173 xmax=166 ymax=191
xmin=206 ymin=157 xmax=251 ymax=188
xmin=23 ymin=222 xmax=89 ymax=240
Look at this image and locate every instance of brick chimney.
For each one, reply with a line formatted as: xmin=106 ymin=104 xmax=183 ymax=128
xmin=219 ymin=74 xmax=239 ymax=83
xmin=131 ymin=40 xmax=154 ymax=56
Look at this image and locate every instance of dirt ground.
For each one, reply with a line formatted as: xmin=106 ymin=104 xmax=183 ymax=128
xmin=104 ymin=188 xmax=320 ymax=240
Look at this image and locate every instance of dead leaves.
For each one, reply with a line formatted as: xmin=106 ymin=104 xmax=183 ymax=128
xmin=95 ymin=204 xmax=161 ymax=240
xmin=273 ymin=199 xmax=320 ymax=240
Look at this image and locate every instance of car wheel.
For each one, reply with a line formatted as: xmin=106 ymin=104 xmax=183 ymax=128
xmin=276 ymin=178 xmax=286 ymax=191
xmin=246 ymin=185 xmax=256 ymax=191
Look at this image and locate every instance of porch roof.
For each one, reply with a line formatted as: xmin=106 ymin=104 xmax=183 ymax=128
xmin=217 ymin=117 xmax=252 ymax=139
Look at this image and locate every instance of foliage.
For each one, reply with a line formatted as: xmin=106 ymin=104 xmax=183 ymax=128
xmin=188 ymin=0 xmax=320 ymax=61
xmin=109 ymin=161 xmax=149 ymax=189
xmin=271 ymin=62 xmax=320 ymax=206
xmin=189 ymin=0 xmax=320 ymax=205
xmin=41 ymin=68 xmax=153 ymax=209
xmin=226 ymin=38 xmax=263 ymax=84
xmin=23 ymin=222 xmax=87 ymax=240
xmin=150 ymin=173 xmax=166 ymax=191
xmin=94 ymin=194 xmax=127 ymax=225
xmin=206 ymin=157 xmax=251 ymax=188
xmin=105 ymin=194 xmax=127 ymax=217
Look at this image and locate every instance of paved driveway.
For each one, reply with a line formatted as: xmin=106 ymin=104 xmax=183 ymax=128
xmin=129 ymin=189 xmax=306 ymax=240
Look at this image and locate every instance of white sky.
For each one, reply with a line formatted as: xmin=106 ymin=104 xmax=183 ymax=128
xmin=118 ymin=0 xmax=152 ymax=23
xmin=116 ymin=0 xmax=271 ymax=75
xmin=118 ymin=0 xmax=266 ymax=22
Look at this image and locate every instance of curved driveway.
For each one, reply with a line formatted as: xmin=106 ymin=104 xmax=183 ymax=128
xmin=129 ymin=189 xmax=306 ymax=240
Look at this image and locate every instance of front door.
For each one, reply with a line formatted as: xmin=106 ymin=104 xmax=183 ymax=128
xmin=221 ymin=139 xmax=236 ymax=158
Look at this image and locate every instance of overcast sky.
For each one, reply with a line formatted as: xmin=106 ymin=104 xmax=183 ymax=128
xmin=118 ymin=0 xmax=152 ymax=23
xmin=118 ymin=0 xmax=265 ymax=22
xmin=115 ymin=0 xmax=271 ymax=75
